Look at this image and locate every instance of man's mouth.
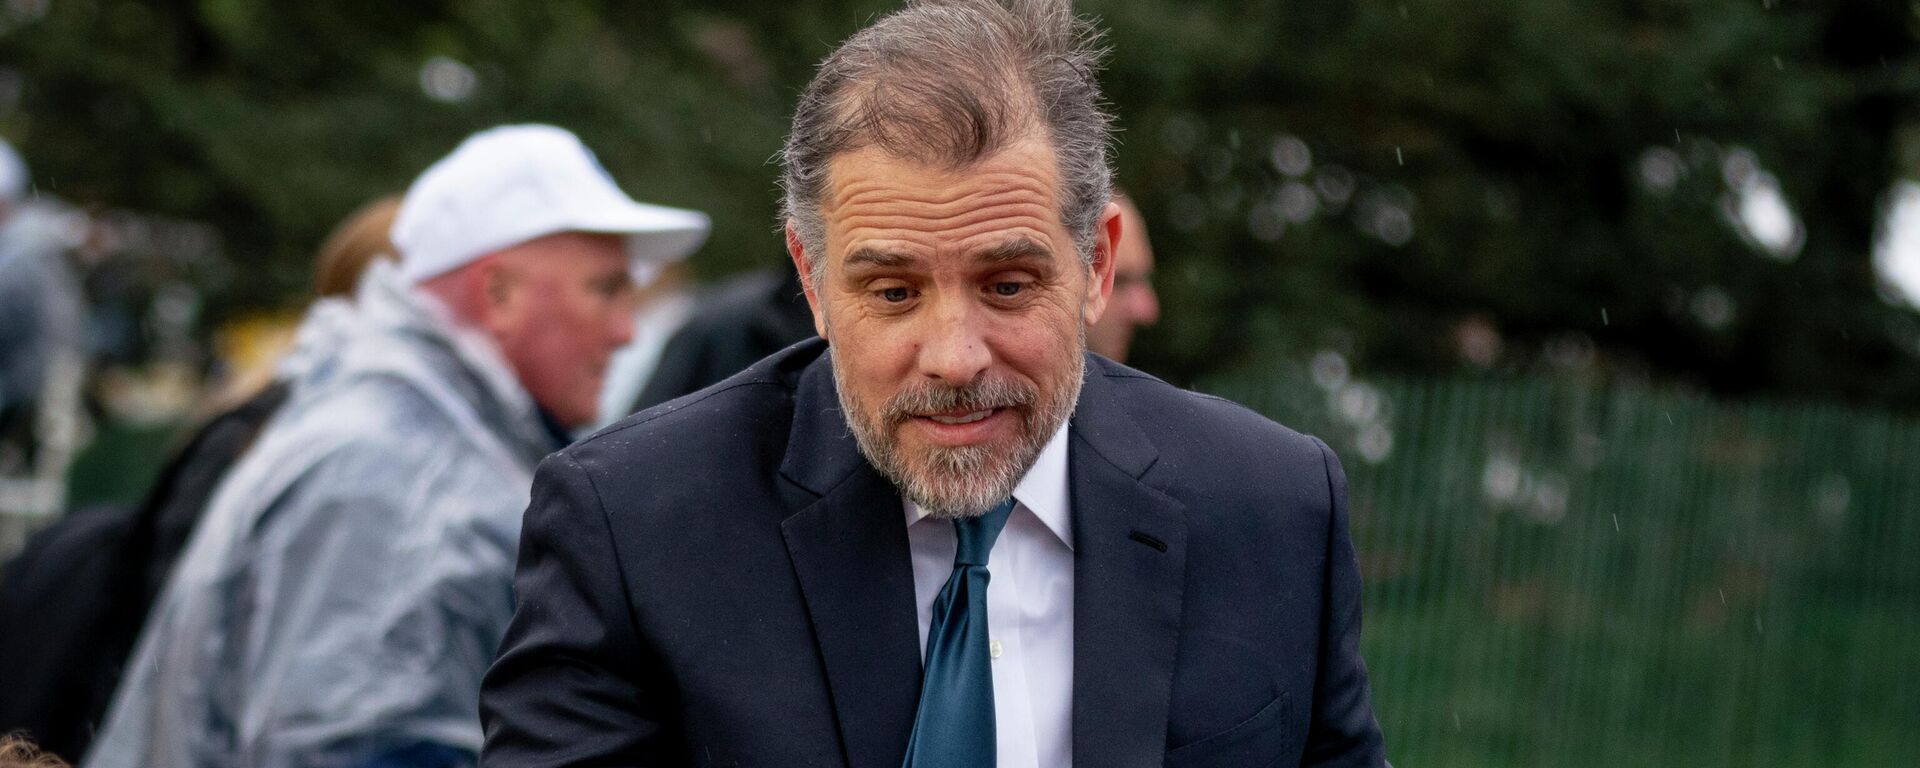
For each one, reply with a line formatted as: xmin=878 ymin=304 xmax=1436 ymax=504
xmin=925 ymin=409 xmax=996 ymax=425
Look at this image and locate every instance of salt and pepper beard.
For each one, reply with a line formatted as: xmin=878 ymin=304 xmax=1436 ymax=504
xmin=833 ymin=339 xmax=1084 ymax=520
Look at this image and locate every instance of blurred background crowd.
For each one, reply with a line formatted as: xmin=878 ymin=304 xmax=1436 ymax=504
xmin=0 ymin=1 xmax=1916 ymax=766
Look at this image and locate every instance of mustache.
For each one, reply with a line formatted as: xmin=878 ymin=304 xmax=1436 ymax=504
xmin=881 ymin=376 xmax=1037 ymax=423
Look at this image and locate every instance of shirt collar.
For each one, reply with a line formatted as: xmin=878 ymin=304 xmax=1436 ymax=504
xmin=903 ymin=417 xmax=1074 ymax=550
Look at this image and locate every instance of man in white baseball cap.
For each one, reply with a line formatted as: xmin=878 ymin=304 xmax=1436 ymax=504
xmin=397 ymin=123 xmax=710 ymax=429
xmin=89 ymin=124 xmax=708 ymax=768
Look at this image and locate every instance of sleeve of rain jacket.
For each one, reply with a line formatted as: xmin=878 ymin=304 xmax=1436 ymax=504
xmin=237 ymin=443 xmax=514 ymax=768
xmin=480 ymin=451 xmax=680 ymax=767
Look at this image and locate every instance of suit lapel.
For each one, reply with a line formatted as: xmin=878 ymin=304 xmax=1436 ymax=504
xmin=1069 ymin=362 xmax=1189 ymax=766
xmin=779 ymin=357 xmax=922 ymax=768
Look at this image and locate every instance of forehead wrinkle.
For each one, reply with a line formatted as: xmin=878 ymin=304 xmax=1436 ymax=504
xmin=839 ymin=213 xmax=1058 ymax=259
xmin=837 ymin=201 xmax=1056 ymax=238
xmin=830 ymin=177 xmax=1056 ymax=224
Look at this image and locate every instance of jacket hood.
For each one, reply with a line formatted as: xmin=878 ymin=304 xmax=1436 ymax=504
xmin=276 ymin=260 xmax=554 ymax=466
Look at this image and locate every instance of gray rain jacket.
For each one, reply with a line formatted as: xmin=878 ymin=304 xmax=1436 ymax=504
xmin=87 ymin=262 xmax=556 ymax=768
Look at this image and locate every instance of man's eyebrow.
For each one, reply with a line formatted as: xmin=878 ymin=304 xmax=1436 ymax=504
xmin=974 ymin=237 xmax=1052 ymax=264
xmin=843 ymin=248 xmax=917 ymax=270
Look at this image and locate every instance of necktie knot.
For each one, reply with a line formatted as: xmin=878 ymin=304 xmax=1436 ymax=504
xmin=952 ymin=499 xmax=1015 ymax=566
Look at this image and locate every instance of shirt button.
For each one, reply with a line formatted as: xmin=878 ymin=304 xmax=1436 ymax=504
xmin=989 ymin=640 xmax=1003 ymax=659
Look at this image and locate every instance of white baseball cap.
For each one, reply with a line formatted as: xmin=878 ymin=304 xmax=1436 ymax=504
xmin=391 ymin=124 xmax=710 ymax=283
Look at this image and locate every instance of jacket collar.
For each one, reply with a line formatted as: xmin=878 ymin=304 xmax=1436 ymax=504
xmin=290 ymin=262 xmax=556 ymax=468
xmin=776 ymin=345 xmax=1188 ymax=767
xmin=1066 ymin=359 xmax=1189 ymax=766
xmin=777 ymin=347 xmax=924 ymax=768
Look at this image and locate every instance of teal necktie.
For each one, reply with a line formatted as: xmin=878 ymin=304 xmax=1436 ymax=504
xmin=901 ymin=499 xmax=1015 ymax=768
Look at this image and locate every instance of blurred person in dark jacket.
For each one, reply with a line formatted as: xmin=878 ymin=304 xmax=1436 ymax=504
xmin=84 ymin=124 xmax=707 ymax=768
xmin=628 ymin=263 xmax=816 ymax=411
xmin=1085 ymin=190 xmax=1160 ymax=365
xmin=0 ymin=196 xmax=400 ymax=763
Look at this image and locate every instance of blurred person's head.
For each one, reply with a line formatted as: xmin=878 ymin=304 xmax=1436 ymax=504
xmin=395 ymin=124 xmax=709 ymax=429
xmin=313 ymin=196 xmax=402 ymax=299
xmin=1085 ymin=192 xmax=1159 ymax=363
xmin=0 ymin=735 xmax=69 ymax=768
xmin=777 ymin=0 xmax=1120 ymax=518
xmin=0 ymin=137 xmax=27 ymax=224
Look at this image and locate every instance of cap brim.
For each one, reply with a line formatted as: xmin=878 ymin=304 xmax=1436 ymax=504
xmin=573 ymin=201 xmax=712 ymax=268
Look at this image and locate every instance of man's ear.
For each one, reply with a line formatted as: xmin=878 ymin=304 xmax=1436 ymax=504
xmin=473 ymin=255 xmax=523 ymax=333
xmin=1082 ymin=200 xmax=1122 ymax=327
xmin=786 ymin=221 xmax=830 ymax=339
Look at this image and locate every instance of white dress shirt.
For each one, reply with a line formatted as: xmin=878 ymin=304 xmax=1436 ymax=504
xmin=906 ymin=420 xmax=1074 ymax=768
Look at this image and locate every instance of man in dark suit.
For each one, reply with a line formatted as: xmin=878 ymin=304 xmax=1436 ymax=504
xmin=480 ymin=1 xmax=1386 ymax=766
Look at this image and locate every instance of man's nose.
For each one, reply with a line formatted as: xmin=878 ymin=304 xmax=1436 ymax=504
xmin=916 ymin=299 xmax=992 ymax=385
xmin=609 ymin=306 xmax=637 ymax=347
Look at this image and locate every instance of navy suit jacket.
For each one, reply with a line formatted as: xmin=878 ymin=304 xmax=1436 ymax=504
xmin=480 ymin=339 xmax=1385 ymax=767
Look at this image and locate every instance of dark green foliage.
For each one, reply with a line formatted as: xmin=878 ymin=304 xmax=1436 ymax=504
xmin=1 ymin=0 xmax=1916 ymax=407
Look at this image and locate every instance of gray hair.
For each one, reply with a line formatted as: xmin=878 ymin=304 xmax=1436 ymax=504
xmin=778 ymin=0 xmax=1114 ymax=287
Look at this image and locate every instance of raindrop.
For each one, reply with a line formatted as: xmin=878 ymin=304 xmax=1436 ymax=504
xmin=1873 ymin=181 xmax=1920 ymax=308
xmin=1270 ymin=135 xmax=1313 ymax=178
xmin=1720 ymin=147 xmax=1760 ymax=188
xmin=1372 ymin=205 xmax=1414 ymax=246
xmin=1526 ymin=474 xmax=1569 ymax=524
xmin=1356 ymin=424 xmax=1394 ymax=464
xmin=1814 ymin=474 xmax=1851 ymax=523
xmin=1277 ymin=181 xmax=1319 ymax=223
xmin=1314 ymin=166 xmax=1357 ymax=208
xmin=1246 ymin=204 xmax=1286 ymax=243
xmin=1394 ymin=146 xmax=1404 ymax=166
xmin=1482 ymin=455 xmax=1523 ymax=504
xmin=1637 ymin=147 xmax=1683 ymax=193
xmin=1722 ymin=171 xmax=1803 ymax=261
xmin=1453 ymin=316 xmax=1502 ymax=368
xmin=1334 ymin=383 xmax=1384 ymax=424
xmin=1545 ymin=333 xmax=1595 ymax=371
xmin=1690 ymin=286 xmax=1736 ymax=331
xmin=420 ymin=55 xmax=478 ymax=103
xmin=1310 ymin=350 xmax=1350 ymax=391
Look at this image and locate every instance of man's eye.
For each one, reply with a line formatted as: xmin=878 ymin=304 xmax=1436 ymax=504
xmin=880 ymin=287 xmax=912 ymax=303
xmin=991 ymin=282 xmax=1025 ymax=297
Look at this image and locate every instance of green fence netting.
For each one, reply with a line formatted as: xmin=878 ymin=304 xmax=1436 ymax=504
xmin=1204 ymin=366 xmax=1920 ymax=767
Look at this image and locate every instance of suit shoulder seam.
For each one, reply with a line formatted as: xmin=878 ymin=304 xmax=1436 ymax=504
xmin=579 ymin=378 xmax=784 ymax=444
